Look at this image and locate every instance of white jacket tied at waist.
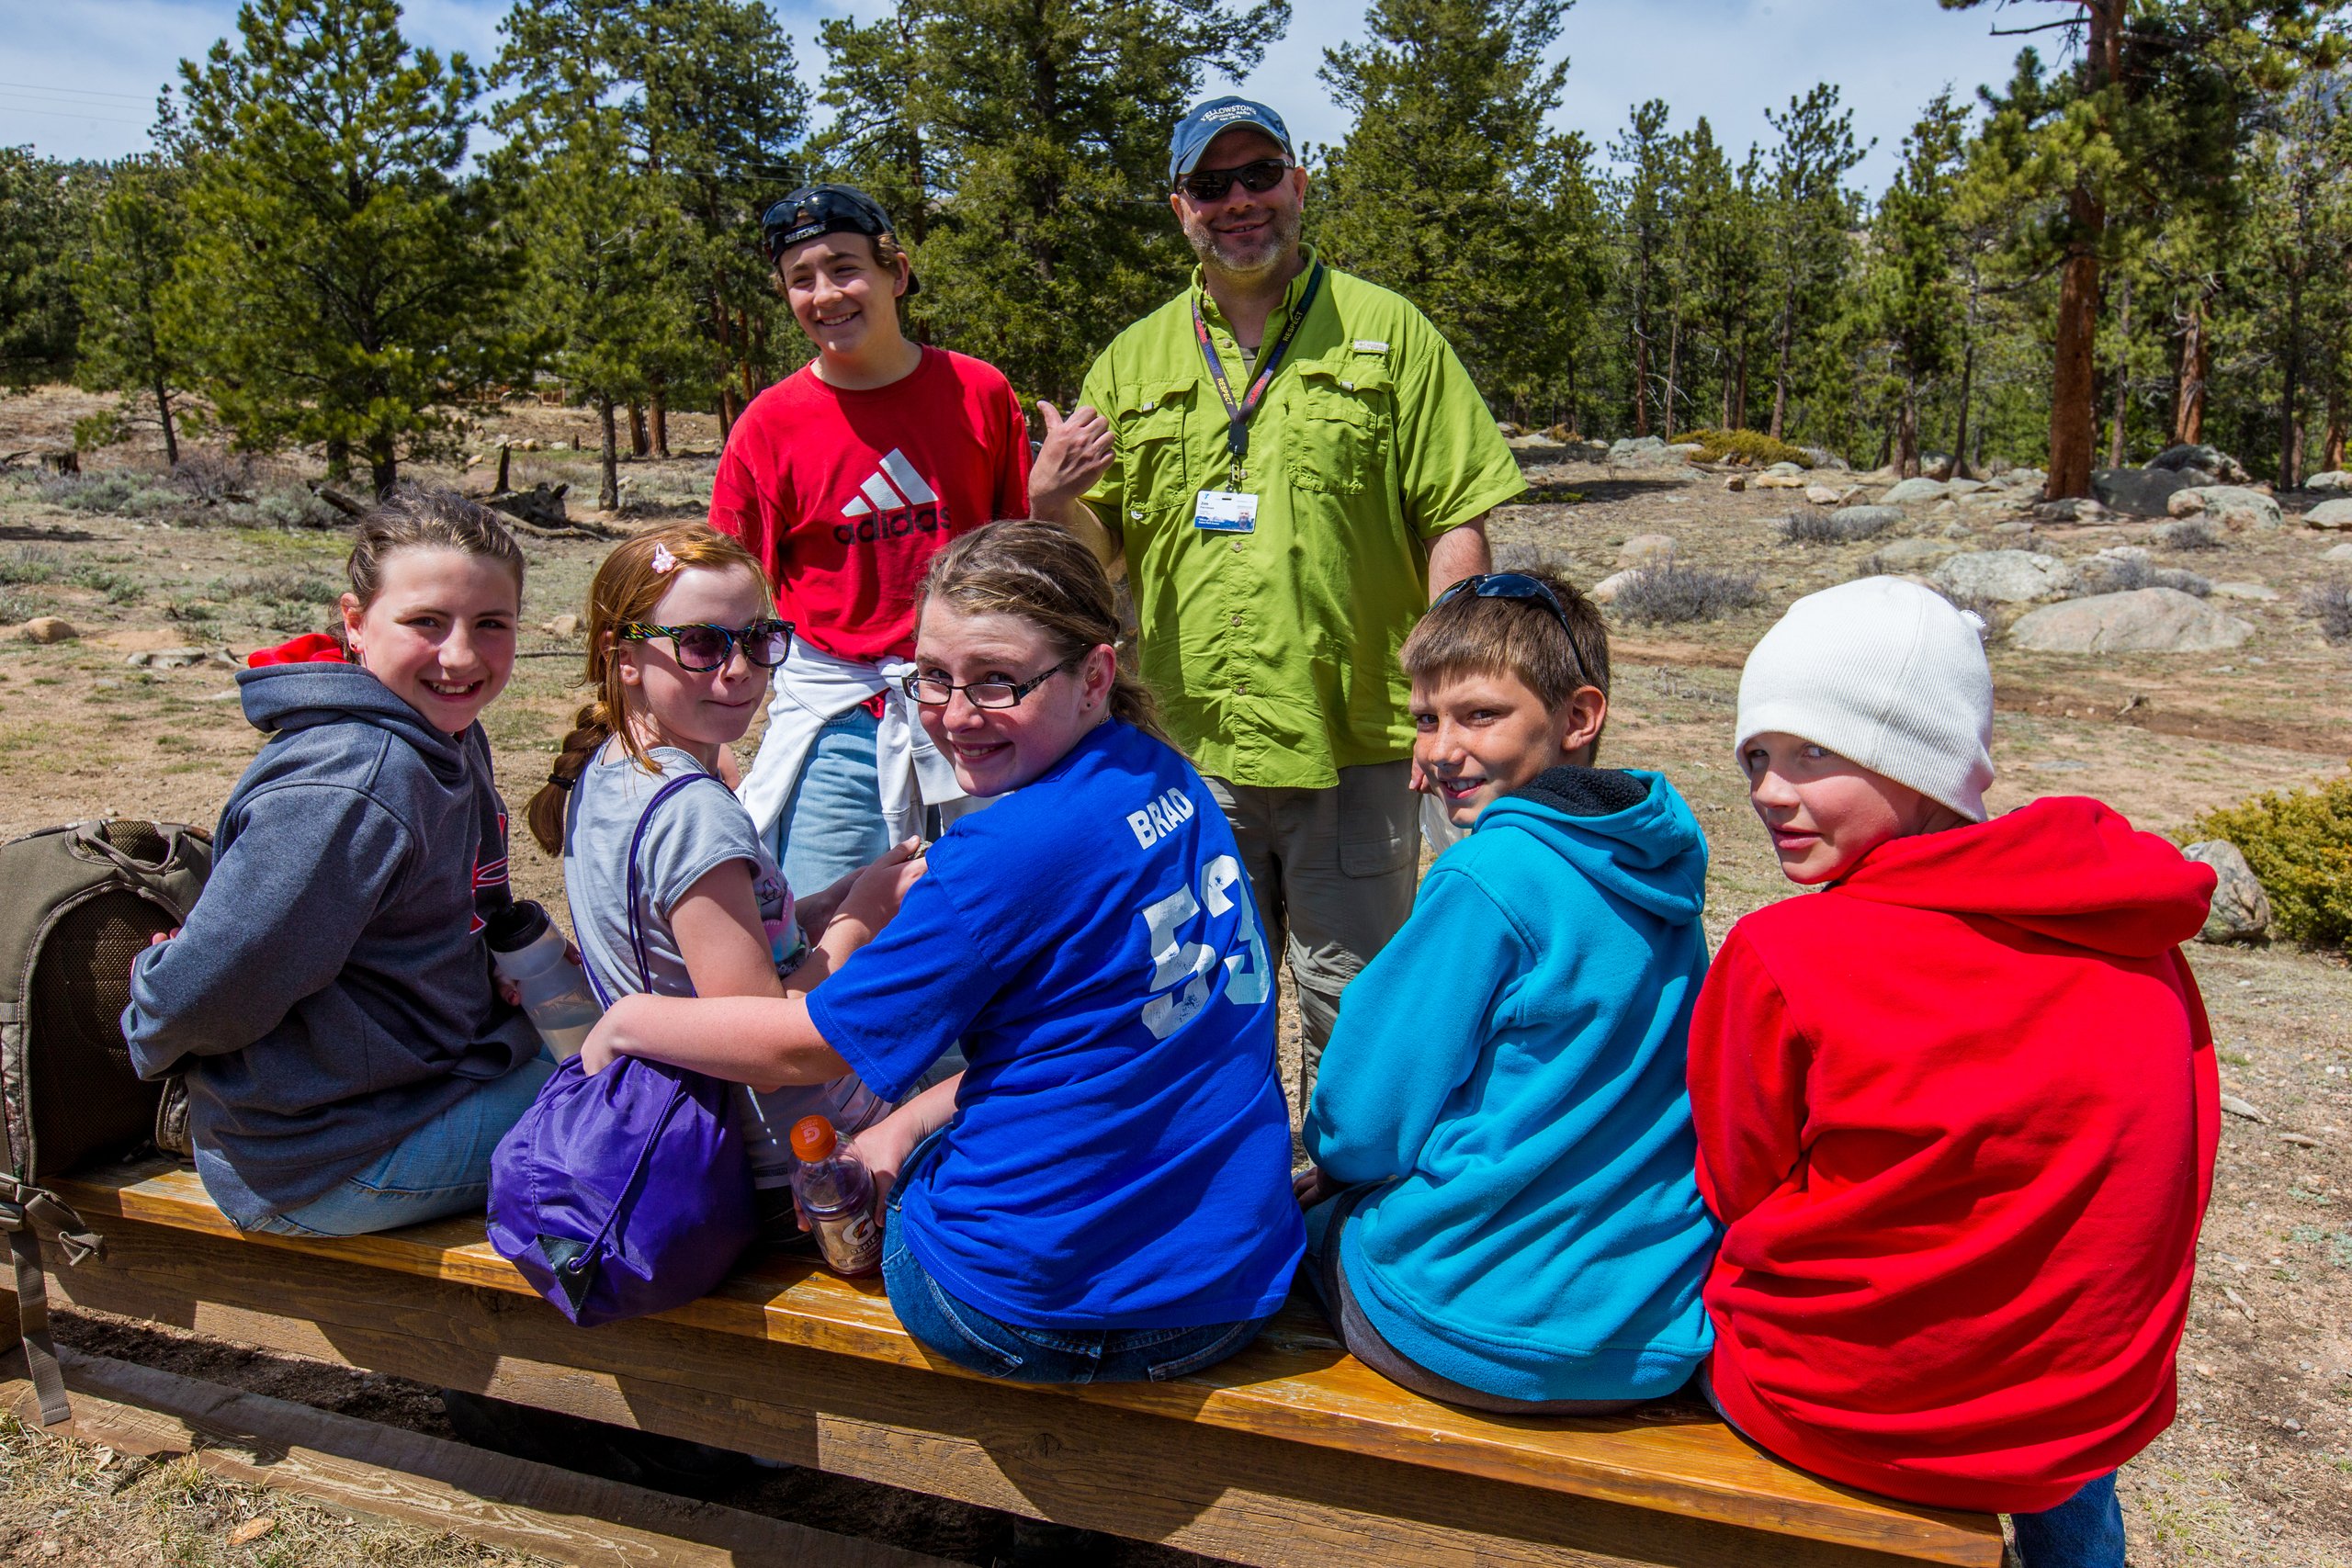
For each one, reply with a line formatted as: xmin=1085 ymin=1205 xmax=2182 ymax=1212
xmin=736 ymin=638 xmax=966 ymax=843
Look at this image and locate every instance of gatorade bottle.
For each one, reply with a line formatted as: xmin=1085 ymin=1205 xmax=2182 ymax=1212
xmin=789 ymin=1116 xmax=882 ymax=1277
xmin=486 ymin=900 xmax=604 ymax=1059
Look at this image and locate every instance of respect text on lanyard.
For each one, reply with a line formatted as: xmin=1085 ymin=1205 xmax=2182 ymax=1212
xmin=1193 ymin=262 xmax=1325 ymax=491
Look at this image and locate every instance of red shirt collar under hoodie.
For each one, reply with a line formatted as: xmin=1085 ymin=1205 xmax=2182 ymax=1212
xmin=246 ymin=631 xmax=348 ymax=667
xmin=1687 ymin=795 xmax=2219 ymax=1515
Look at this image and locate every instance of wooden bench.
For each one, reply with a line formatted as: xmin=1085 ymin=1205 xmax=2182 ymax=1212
xmin=6 ymin=1160 xmax=2005 ymax=1568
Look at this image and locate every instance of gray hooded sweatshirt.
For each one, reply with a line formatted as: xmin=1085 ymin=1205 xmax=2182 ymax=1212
xmin=123 ymin=660 xmax=541 ymax=1227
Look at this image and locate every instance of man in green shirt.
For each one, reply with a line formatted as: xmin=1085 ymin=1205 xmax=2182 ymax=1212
xmin=1030 ymin=96 xmax=1526 ymax=1104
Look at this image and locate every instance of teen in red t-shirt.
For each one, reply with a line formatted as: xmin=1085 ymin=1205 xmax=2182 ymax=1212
xmin=712 ymin=186 xmax=1033 ymax=894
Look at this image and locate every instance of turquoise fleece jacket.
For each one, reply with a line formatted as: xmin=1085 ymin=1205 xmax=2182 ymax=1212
xmin=1303 ymin=767 xmax=1718 ymax=1403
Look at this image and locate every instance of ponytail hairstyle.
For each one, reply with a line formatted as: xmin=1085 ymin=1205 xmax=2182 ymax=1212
xmin=343 ymin=487 xmax=527 ymax=638
xmin=915 ymin=520 xmax=1166 ymax=743
xmin=525 ymin=522 xmax=775 ymax=855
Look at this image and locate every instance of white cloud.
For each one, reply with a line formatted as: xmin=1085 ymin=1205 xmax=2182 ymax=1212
xmin=5 ymin=0 xmax=2051 ymax=189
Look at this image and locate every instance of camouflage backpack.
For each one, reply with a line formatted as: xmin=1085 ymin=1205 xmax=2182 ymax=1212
xmin=0 ymin=819 xmax=210 ymax=1423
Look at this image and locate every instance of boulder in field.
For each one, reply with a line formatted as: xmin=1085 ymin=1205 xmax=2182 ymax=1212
xmin=1947 ymin=479 xmax=1990 ymax=497
xmin=1607 ymin=436 xmax=1687 ymax=469
xmin=18 ymin=616 xmax=76 ymax=644
xmin=1589 ymin=570 xmax=1636 ymax=604
xmin=1934 ymin=550 xmax=2075 ymax=604
xmin=2008 ymin=588 xmax=2254 ymax=653
xmin=2304 ymin=469 xmax=2352 ymax=492
xmin=2168 ymin=485 xmax=2284 ymax=531
xmin=2326 ymin=543 xmax=2352 ymax=562
xmin=1868 ymin=538 xmax=1960 ymax=571
xmin=1883 ymin=478 xmax=1951 ymax=505
xmin=1999 ymin=468 xmax=2048 ymax=491
xmin=2091 ymin=467 xmax=2189 ymax=517
xmin=2150 ymin=444 xmax=2249 ymax=483
xmin=2211 ymin=581 xmax=2278 ymax=601
xmin=2035 ymin=497 xmax=2109 ymax=524
xmin=2179 ymin=840 xmax=2270 ymax=943
xmin=2303 ymin=498 xmax=2352 ymax=530
xmin=1618 ymin=534 xmax=1678 ymax=568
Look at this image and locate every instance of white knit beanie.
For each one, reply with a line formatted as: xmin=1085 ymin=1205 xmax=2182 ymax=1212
xmin=1734 ymin=576 xmax=1995 ymax=822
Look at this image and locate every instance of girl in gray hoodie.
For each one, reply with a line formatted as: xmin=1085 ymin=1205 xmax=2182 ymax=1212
xmin=124 ymin=491 xmax=548 ymax=1235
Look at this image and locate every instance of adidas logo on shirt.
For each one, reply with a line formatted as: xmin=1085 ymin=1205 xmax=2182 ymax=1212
xmin=833 ymin=449 xmax=949 ymax=545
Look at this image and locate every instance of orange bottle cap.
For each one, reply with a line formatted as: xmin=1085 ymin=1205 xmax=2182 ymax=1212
xmin=790 ymin=1115 xmax=836 ymax=1164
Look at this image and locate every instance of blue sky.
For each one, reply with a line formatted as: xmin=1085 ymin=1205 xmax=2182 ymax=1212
xmin=0 ymin=0 xmax=2050 ymax=189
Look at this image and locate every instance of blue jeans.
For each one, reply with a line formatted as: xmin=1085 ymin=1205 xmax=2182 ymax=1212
xmin=2012 ymin=1473 xmax=2126 ymax=1568
xmin=1698 ymin=1370 xmax=2125 ymax=1568
xmin=245 ymin=1056 xmax=555 ymax=1237
xmin=775 ymin=706 xmax=892 ymax=896
xmin=880 ymin=1169 xmax=1271 ymax=1384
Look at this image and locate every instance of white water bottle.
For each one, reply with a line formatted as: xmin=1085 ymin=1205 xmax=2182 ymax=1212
xmin=488 ymin=901 xmax=602 ymax=1059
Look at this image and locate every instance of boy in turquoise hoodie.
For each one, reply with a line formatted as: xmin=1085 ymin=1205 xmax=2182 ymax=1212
xmin=1298 ymin=570 xmax=1716 ymax=1412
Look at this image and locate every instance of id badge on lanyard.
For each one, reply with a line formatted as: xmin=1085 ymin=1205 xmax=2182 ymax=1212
xmin=1192 ymin=264 xmax=1324 ymax=536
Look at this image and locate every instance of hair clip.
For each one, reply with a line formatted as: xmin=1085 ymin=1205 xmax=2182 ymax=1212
xmin=546 ymin=772 xmax=578 ymax=790
xmin=650 ymin=543 xmax=679 ymax=575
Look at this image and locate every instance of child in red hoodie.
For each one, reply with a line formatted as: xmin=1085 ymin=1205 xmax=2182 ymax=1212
xmin=1690 ymin=576 xmax=2218 ymax=1566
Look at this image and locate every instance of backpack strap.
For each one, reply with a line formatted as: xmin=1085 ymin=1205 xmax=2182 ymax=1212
xmin=575 ymin=760 xmax=729 ymax=1009
xmin=0 ymin=1176 xmax=102 ymax=1426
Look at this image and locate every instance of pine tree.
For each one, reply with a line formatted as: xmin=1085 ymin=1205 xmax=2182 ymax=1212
xmin=73 ymin=156 xmax=192 ymax=465
xmin=1760 ymin=85 xmax=1866 ymax=440
xmin=0 ymin=149 xmax=102 ymax=393
xmin=1315 ymin=0 xmax=1585 ymax=403
xmin=1607 ymin=101 xmax=1679 ymax=437
xmin=1872 ymin=91 xmax=1969 ymax=478
xmin=495 ymin=0 xmax=808 ymax=439
xmin=1673 ymin=118 xmax=1770 ymax=432
xmin=166 ymin=0 xmax=524 ymax=492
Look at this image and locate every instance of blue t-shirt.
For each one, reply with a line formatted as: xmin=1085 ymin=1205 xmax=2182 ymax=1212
xmin=808 ymin=719 xmax=1303 ymax=1330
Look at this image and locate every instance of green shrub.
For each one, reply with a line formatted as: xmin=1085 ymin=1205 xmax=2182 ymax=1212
xmin=1668 ymin=428 xmax=1813 ymax=468
xmin=2186 ymin=773 xmax=2352 ymax=947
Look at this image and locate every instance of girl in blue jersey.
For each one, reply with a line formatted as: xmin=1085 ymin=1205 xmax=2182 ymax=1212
xmin=582 ymin=521 xmax=1302 ymax=1382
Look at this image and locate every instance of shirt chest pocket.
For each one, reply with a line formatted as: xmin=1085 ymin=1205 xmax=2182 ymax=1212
xmin=1113 ymin=379 xmax=1197 ymax=525
xmin=1289 ymin=361 xmax=1392 ymax=497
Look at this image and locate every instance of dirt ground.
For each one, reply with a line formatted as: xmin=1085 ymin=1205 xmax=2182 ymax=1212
xmin=1 ymin=384 xmax=2347 ymax=1565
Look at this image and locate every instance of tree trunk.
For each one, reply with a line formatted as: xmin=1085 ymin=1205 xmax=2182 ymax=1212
xmin=2324 ymin=387 xmax=2346 ymax=471
xmin=2278 ymin=265 xmax=2305 ymax=490
xmin=598 ymin=397 xmax=620 ymax=513
xmin=2108 ymin=275 xmax=2132 ymax=469
xmin=1734 ymin=339 xmax=1751 ymax=432
xmin=1770 ymin=282 xmax=1796 ymax=440
xmin=494 ymin=444 xmax=511 ymax=494
xmin=1951 ymin=338 xmax=1978 ymax=483
xmin=1896 ymin=376 xmax=1922 ymax=479
xmin=1661 ymin=314 xmax=1682 ymax=440
xmin=2173 ymin=291 xmax=2209 ymax=446
xmin=153 ymin=376 xmax=179 ymax=468
xmin=1632 ymin=315 xmax=1651 ymax=438
xmin=628 ymin=401 xmax=650 ymax=457
xmin=2046 ymin=209 xmax=2102 ymax=500
xmin=368 ymin=438 xmax=397 ymax=499
xmin=650 ymin=379 xmax=671 ymax=457
xmin=718 ymin=386 xmax=740 ymax=439
xmin=325 ymin=436 xmax=352 ymax=486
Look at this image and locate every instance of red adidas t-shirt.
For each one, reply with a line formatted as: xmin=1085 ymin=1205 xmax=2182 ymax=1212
xmin=710 ymin=347 xmax=1032 ymax=661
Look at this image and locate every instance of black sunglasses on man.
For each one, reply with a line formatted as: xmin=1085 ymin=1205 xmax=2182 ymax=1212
xmin=1177 ymin=157 xmax=1295 ymax=205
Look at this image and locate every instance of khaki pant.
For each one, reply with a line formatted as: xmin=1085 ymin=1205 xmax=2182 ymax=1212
xmin=1204 ymin=761 xmax=1420 ymax=1118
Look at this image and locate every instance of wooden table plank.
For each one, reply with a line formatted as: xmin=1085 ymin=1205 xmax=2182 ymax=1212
xmin=42 ymin=1164 xmax=2004 ymax=1566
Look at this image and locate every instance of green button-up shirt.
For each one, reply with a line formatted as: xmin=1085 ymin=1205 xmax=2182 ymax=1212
xmin=1079 ymin=250 xmax=1526 ymax=790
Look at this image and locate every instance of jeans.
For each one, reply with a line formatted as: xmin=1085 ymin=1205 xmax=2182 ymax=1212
xmin=2012 ymin=1473 xmax=2126 ymax=1568
xmin=1697 ymin=1369 xmax=2125 ymax=1568
xmin=243 ymin=1055 xmax=555 ymax=1237
xmin=1204 ymin=760 xmax=1419 ymax=1111
xmin=775 ymin=706 xmax=894 ymax=896
xmin=880 ymin=1169 xmax=1270 ymax=1384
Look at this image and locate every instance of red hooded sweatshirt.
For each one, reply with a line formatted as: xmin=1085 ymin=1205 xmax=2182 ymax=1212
xmin=1688 ymin=796 xmax=2218 ymax=1515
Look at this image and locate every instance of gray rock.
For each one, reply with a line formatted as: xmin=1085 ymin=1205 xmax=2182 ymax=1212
xmin=2008 ymin=588 xmax=2255 ymax=653
xmin=2180 ymin=840 xmax=2271 ymax=943
xmin=1763 ymin=461 xmax=1806 ymax=477
xmin=2304 ymin=469 xmax=2352 ymax=492
xmin=1804 ymin=483 xmax=1849 ymax=507
xmin=1826 ymin=504 xmax=1904 ymax=539
xmin=2211 ymin=581 xmax=2278 ymax=601
xmin=2151 ymin=444 xmax=2250 ymax=483
xmin=1999 ymin=468 xmax=2049 ymax=491
xmin=1883 ymin=478 xmax=1952 ymax=505
xmin=1935 ymin=550 xmax=2075 ymax=604
xmin=1618 ymin=533 xmax=1678 ymax=567
xmin=1607 ymin=436 xmax=1688 ymax=469
xmin=2168 ymin=485 xmax=2285 ymax=531
xmin=1868 ymin=538 xmax=1960 ymax=571
xmin=125 ymin=646 xmax=233 ymax=670
xmin=2325 ymin=543 xmax=2352 ymax=562
xmin=2035 ymin=497 xmax=2109 ymax=524
xmin=1947 ymin=479 xmax=1991 ymax=497
xmin=1589 ymin=570 xmax=1636 ymax=604
xmin=1802 ymin=448 xmax=1851 ymax=472
xmin=2092 ymin=467 xmax=2190 ymax=516
xmin=2303 ymin=498 xmax=2352 ymax=530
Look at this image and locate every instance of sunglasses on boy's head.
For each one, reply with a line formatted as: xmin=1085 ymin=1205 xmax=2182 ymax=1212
xmin=1432 ymin=572 xmax=1577 ymax=640
xmin=617 ymin=619 xmax=793 ymax=673
xmin=1177 ymin=157 xmax=1295 ymax=204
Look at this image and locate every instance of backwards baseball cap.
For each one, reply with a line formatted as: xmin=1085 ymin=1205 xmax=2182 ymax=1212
xmin=1168 ymin=96 xmax=1294 ymax=186
xmin=759 ymin=184 xmax=920 ymax=296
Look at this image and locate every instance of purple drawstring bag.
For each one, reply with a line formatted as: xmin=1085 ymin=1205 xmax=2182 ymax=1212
xmin=487 ymin=770 xmax=756 ymax=1325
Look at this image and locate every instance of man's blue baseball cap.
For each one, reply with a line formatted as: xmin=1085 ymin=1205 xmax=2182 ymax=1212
xmin=1168 ymin=96 xmax=1295 ymax=186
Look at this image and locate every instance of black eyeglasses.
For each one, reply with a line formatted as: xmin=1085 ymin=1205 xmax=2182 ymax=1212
xmin=1177 ymin=157 xmax=1295 ymax=204
xmin=900 ymin=657 xmax=1078 ymax=710
xmin=1432 ymin=573 xmax=1577 ymax=640
xmin=617 ymin=619 xmax=793 ymax=673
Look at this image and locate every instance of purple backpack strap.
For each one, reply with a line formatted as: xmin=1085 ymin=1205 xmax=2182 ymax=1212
xmin=576 ymin=764 xmax=731 ymax=1010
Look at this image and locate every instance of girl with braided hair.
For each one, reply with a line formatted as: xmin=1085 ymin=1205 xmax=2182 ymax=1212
xmin=528 ymin=522 xmax=919 ymax=1239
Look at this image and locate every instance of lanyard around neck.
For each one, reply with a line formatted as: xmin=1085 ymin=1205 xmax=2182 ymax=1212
xmin=1192 ymin=261 xmax=1325 ymax=489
